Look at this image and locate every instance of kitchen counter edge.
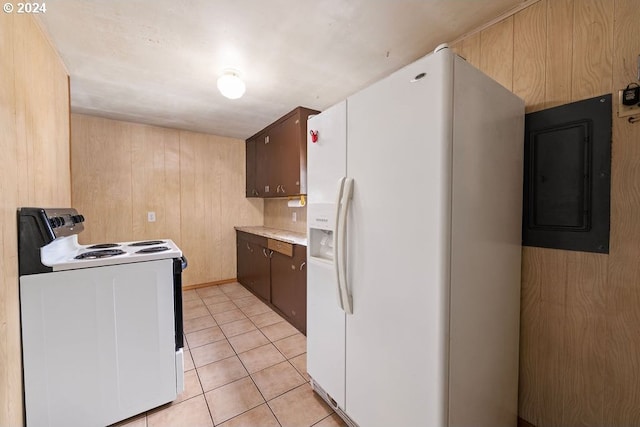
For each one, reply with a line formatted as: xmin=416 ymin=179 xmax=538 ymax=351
xmin=234 ymin=226 xmax=307 ymax=247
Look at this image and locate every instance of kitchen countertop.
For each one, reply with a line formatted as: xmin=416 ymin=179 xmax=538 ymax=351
xmin=235 ymin=226 xmax=307 ymax=246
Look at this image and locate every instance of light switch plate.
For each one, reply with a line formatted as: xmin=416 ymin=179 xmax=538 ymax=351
xmin=147 ymin=211 xmax=156 ymax=222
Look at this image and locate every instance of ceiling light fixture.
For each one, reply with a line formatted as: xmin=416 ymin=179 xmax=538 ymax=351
xmin=217 ymin=69 xmax=246 ymax=100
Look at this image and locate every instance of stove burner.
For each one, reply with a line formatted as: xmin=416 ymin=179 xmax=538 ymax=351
xmin=87 ymin=243 xmax=120 ymax=249
xmin=129 ymin=240 xmax=165 ymax=247
xmin=75 ymin=249 xmax=126 ymax=260
xmin=136 ymin=246 xmax=170 ymax=254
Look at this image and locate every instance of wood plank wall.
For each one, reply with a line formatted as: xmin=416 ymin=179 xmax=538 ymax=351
xmin=0 ymin=14 xmax=71 ymax=426
xmin=451 ymin=1 xmax=640 ymax=425
xmin=70 ymin=114 xmax=264 ymax=287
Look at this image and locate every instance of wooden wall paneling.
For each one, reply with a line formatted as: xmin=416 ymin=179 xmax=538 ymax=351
xmin=0 ymin=13 xmax=18 ymax=427
xmin=571 ymin=0 xmax=613 ymax=101
xmin=513 ymin=0 xmax=547 ymax=113
xmin=218 ymin=138 xmax=259 ymax=280
xmin=479 ymin=16 xmax=514 ymax=91
xmin=604 ymin=135 xmax=640 ymax=427
xmin=562 ymin=251 xmax=607 ymax=426
xmin=72 ymin=116 xmax=262 ymax=288
xmin=179 ymin=132 xmax=202 ymax=286
xmin=536 ymin=248 xmax=568 ymax=427
xmin=605 ymin=2 xmax=640 ymax=421
xmin=217 ymin=138 xmax=237 ymax=280
xmin=71 ymin=115 xmax=133 ymax=244
xmin=0 ymin=14 xmax=70 ymax=425
xmin=163 ymin=132 xmax=182 ymax=246
xmin=179 ymin=131 xmax=222 ymax=286
xmin=544 ymin=0 xmax=574 ymax=108
xmin=13 ymin=18 xmax=35 ymax=206
xmin=14 ymin=15 xmax=70 ymax=205
xmin=207 ymin=133 xmax=224 ymax=284
xmin=451 ymin=1 xmax=637 ymax=425
xmin=451 ymin=32 xmax=481 ymax=69
xmin=131 ymin=124 xmax=180 ymax=242
xmin=518 ymin=247 xmax=542 ymax=425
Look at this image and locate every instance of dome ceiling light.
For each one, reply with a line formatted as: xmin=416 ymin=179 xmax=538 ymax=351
xmin=217 ymin=69 xmax=246 ymax=100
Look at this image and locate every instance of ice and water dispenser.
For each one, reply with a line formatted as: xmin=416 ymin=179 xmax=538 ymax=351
xmin=308 ymin=203 xmax=335 ymax=263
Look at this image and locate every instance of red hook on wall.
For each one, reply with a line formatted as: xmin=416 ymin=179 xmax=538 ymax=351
xmin=310 ymin=130 xmax=318 ymax=143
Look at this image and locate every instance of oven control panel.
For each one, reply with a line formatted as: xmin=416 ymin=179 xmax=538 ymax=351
xmin=48 ymin=213 xmax=85 ymax=230
xmin=18 ymin=207 xmax=86 ymax=276
xmin=18 ymin=207 xmax=85 ymax=244
xmin=41 ymin=208 xmax=85 ymax=237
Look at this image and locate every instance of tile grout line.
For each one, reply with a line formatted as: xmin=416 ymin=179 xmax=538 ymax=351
xmin=183 ymin=284 xmax=322 ymax=427
xmin=200 ymin=286 xmax=279 ymax=424
xmin=207 ymin=285 xmax=302 ymax=426
xmin=231 ymin=287 xmax=307 ymax=427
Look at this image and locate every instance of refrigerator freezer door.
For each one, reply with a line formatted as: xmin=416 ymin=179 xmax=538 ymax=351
xmin=307 ymin=101 xmax=348 ymax=411
xmin=344 ymin=49 xmax=454 ymax=426
xmin=306 ymin=101 xmax=347 ymax=205
xmin=307 ymin=257 xmax=347 ymax=408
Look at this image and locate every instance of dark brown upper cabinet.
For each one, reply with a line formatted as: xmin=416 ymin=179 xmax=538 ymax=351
xmin=245 ymin=137 xmax=258 ymax=197
xmin=246 ymin=106 xmax=319 ymax=198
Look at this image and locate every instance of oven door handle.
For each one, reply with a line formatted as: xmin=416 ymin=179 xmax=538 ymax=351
xmin=180 ymin=256 xmax=188 ymax=270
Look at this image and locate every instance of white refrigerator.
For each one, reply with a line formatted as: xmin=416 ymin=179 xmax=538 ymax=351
xmin=306 ymin=46 xmax=524 ymax=427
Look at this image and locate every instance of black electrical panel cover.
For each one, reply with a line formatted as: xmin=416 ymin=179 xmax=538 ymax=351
xmin=522 ymin=94 xmax=611 ymax=253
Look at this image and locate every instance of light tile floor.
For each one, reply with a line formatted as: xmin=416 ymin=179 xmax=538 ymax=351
xmin=113 ymin=282 xmax=346 ymax=427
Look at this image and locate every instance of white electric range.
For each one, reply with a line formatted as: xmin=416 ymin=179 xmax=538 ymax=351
xmin=18 ymin=207 xmax=186 ymax=427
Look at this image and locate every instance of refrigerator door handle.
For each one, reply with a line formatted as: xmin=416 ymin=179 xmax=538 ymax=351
xmin=334 ymin=177 xmax=346 ymax=310
xmin=337 ymin=177 xmax=354 ymax=314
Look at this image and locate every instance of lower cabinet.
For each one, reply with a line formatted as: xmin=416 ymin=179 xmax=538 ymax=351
xmin=236 ymin=230 xmax=307 ymax=334
xmin=236 ymin=232 xmax=270 ymax=301
xmin=271 ymin=245 xmax=307 ymax=334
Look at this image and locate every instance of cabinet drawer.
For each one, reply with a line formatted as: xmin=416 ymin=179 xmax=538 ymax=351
xmin=237 ymin=231 xmax=267 ymax=247
xmin=268 ymin=239 xmax=293 ymax=257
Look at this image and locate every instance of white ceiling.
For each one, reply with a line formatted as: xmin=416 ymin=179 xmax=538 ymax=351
xmin=38 ymin=0 xmax=524 ymax=140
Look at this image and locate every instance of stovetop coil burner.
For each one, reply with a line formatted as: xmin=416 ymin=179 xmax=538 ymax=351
xmin=75 ymin=249 xmax=126 ymax=260
xmin=136 ymin=246 xmax=170 ymax=254
xmin=87 ymin=243 xmax=120 ymax=249
xmin=129 ymin=240 xmax=165 ymax=247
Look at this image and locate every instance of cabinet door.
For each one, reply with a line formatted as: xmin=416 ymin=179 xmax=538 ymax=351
xmin=271 ymin=246 xmax=307 ymax=333
xmin=255 ymin=131 xmax=274 ymax=197
xmin=245 ymin=138 xmax=258 ymax=197
xmin=251 ymin=243 xmax=271 ymax=302
xmin=236 ymin=238 xmax=253 ymax=288
xmin=274 ymin=115 xmax=302 ymax=197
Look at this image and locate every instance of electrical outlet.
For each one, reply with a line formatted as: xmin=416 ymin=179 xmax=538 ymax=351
xmin=147 ymin=211 xmax=156 ymax=222
xmin=618 ymin=89 xmax=640 ymax=118
xmin=292 ymin=212 xmax=297 ymax=222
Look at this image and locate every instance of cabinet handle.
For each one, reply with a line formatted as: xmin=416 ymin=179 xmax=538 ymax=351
xmin=264 ymin=135 xmax=270 ymax=144
xmin=269 ymin=250 xmax=273 ymax=258
xmin=246 ymin=243 xmax=251 ymax=251
xmin=300 ymin=261 xmax=306 ymax=271
xmin=252 ymin=189 xmax=259 ymax=196
xmin=262 ymin=248 xmax=268 ymax=258
xmin=280 ymin=185 xmax=285 ymax=193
